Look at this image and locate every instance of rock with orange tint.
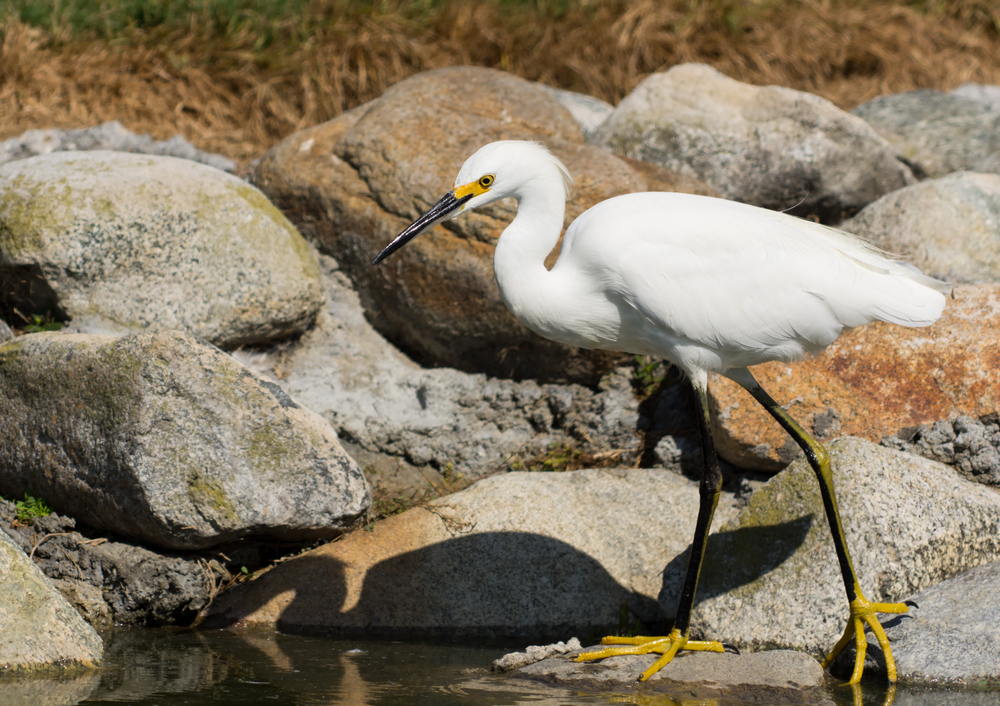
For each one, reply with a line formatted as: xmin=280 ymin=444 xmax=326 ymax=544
xmin=253 ymin=66 xmax=716 ymax=384
xmin=708 ymin=285 xmax=1000 ymax=472
xmin=202 ymin=468 xmax=740 ymax=638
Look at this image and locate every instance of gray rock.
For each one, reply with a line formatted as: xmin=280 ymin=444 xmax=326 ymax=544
xmin=851 ymin=90 xmax=1000 ymax=178
xmin=0 ymin=319 xmax=10 ymax=343
xmin=952 ymin=83 xmax=1000 ymax=110
xmin=689 ymin=438 xmax=1000 ymax=657
xmin=593 ymin=63 xmax=912 ymax=221
xmin=0 ymin=120 xmax=236 ymax=172
xmin=242 ymin=253 xmax=646 ymax=489
xmin=0 ymin=498 xmax=221 ymax=626
xmin=0 ymin=329 xmax=370 ymax=550
xmin=841 ymin=172 xmax=1000 ymax=284
xmin=492 ymin=638 xmax=582 ymax=672
xmin=882 ymin=414 xmax=1000 ymax=487
xmin=514 ymin=647 xmax=828 ymax=702
xmin=536 ymin=84 xmax=614 ymax=139
xmin=0 ymin=528 xmax=103 ymax=671
xmin=0 ymin=150 xmax=322 ymax=349
xmin=203 ymin=468 xmax=741 ymax=638
xmin=831 ymin=561 xmax=1000 ymax=685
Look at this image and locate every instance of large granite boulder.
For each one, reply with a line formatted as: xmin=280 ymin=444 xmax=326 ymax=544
xmin=0 ymin=151 xmax=322 ymax=348
xmin=253 ymin=66 xmax=716 ymax=384
xmin=842 ymin=172 xmax=1000 ymax=285
xmin=851 ymin=89 xmax=1000 ymax=179
xmin=689 ymin=439 xmax=1000 ymax=656
xmin=708 ymin=285 xmax=998 ymax=472
xmin=203 ymin=468 xmax=741 ymax=638
xmin=593 ymin=63 xmax=913 ymax=222
xmin=0 ymin=329 xmax=370 ymax=550
xmin=0 ymin=528 xmax=103 ymax=671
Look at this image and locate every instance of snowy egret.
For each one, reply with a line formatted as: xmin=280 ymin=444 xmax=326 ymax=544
xmin=372 ymin=140 xmax=948 ymax=683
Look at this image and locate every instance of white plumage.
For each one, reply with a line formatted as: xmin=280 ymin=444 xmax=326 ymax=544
xmin=446 ymin=141 xmax=947 ymax=380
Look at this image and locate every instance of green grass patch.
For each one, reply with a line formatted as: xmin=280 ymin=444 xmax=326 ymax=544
xmin=2 ymin=492 xmax=55 ymax=524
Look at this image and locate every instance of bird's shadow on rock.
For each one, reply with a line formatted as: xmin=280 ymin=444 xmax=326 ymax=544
xmin=659 ymin=514 xmax=815 ymax=612
xmin=202 ymin=530 xmax=666 ymax=641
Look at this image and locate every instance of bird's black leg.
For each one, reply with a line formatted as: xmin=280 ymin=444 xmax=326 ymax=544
xmin=575 ymin=371 xmax=725 ymax=680
xmin=673 ymin=372 xmax=724 ymax=635
xmin=726 ymin=367 xmax=908 ymax=683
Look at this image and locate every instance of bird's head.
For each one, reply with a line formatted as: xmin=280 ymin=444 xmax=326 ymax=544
xmin=370 ymin=140 xmax=570 ymax=265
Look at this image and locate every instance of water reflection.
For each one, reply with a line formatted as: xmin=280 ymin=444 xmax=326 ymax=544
xmin=0 ymin=628 xmax=995 ymax=706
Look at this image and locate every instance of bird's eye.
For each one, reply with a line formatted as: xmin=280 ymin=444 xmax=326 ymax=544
xmin=479 ymin=174 xmax=495 ymax=189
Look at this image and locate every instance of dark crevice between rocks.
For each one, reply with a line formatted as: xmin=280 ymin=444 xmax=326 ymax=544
xmin=0 ymin=264 xmax=68 ymax=329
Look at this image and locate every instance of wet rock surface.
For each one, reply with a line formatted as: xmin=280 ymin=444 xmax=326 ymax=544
xmin=0 ymin=150 xmax=322 ymax=348
xmin=594 ymin=63 xmax=912 ymax=222
xmin=512 ymin=646 xmax=828 ymax=703
xmin=0 ymin=329 xmax=370 ymax=550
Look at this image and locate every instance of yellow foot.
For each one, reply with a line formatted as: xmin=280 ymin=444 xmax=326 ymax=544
xmin=821 ymin=595 xmax=909 ymax=683
xmin=575 ymin=627 xmax=725 ymax=681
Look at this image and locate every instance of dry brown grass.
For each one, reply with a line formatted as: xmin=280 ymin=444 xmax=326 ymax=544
xmin=2 ymin=0 xmax=999 ymax=166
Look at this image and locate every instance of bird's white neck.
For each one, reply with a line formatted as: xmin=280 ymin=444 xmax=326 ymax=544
xmin=492 ymin=177 xmax=567 ymax=332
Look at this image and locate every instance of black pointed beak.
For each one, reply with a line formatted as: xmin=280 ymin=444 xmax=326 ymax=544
xmin=371 ymin=190 xmax=472 ymax=266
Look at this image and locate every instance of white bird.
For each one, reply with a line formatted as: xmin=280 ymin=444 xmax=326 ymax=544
xmin=372 ymin=140 xmax=949 ymax=684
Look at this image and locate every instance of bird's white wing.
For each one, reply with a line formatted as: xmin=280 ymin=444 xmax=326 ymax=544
xmin=559 ymin=193 xmax=947 ymax=364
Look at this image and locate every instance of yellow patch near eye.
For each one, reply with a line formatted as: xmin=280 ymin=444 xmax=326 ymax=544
xmin=454 ymin=174 xmax=494 ymax=200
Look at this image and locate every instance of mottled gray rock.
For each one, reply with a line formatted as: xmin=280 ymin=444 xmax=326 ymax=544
xmin=492 ymin=638 xmax=582 ymax=672
xmin=883 ymin=414 xmax=1000 ymax=488
xmin=689 ymin=438 xmax=1000 ymax=656
xmin=203 ymin=468 xmax=740 ymax=637
xmin=831 ymin=561 xmax=1000 ymax=685
xmin=537 ymin=84 xmax=614 ymax=139
xmin=514 ymin=647 xmax=827 ymax=702
xmin=0 ymin=528 xmax=103 ymax=671
xmin=952 ymin=82 xmax=1000 ymax=110
xmin=0 ymin=329 xmax=370 ymax=550
xmin=0 ymin=150 xmax=322 ymax=348
xmin=851 ymin=90 xmax=1000 ymax=178
xmin=240 ymin=254 xmax=646 ymax=490
xmin=594 ymin=63 xmax=912 ymax=221
xmin=0 ymin=319 xmax=10 ymax=343
xmin=0 ymin=499 xmax=219 ymax=626
xmin=842 ymin=172 xmax=1000 ymax=284
xmin=0 ymin=120 xmax=235 ymax=172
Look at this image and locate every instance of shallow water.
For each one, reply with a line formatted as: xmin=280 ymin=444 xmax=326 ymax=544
xmin=0 ymin=628 xmax=994 ymax=706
